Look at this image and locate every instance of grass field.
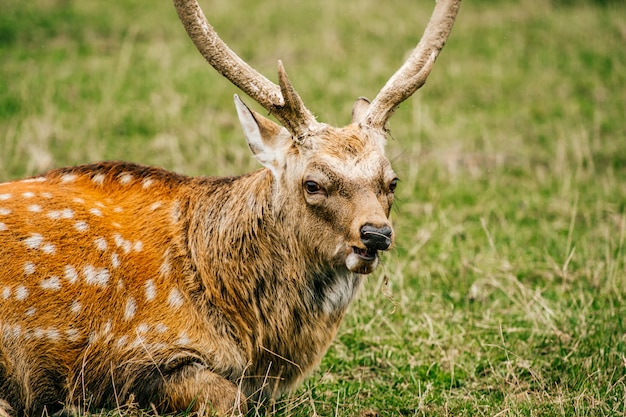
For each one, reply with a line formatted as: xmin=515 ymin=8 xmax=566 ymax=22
xmin=2 ymin=0 xmax=626 ymax=415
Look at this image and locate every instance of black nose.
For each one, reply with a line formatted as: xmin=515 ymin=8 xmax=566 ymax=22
xmin=360 ymin=224 xmax=393 ymax=251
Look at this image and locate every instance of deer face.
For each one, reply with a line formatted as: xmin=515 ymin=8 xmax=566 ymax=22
xmin=298 ymin=127 xmax=397 ymax=274
xmin=236 ymin=96 xmax=397 ymax=274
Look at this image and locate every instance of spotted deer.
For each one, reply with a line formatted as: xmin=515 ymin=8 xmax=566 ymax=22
xmin=0 ymin=0 xmax=461 ymax=415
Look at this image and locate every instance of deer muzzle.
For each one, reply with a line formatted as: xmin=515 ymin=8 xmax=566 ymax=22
xmin=360 ymin=224 xmax=393 ymax=252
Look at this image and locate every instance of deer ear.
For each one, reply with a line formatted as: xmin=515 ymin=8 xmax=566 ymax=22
xmin=351 ymin=97 xmax=371 ymax=124
xmin=352 ymin=96 xmax=387 ymax=149
xmin=234 ymin=94 xmax=290 ymax=174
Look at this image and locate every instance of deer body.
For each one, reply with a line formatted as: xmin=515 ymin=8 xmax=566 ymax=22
xmin=0 ymin=121 xmax=396 ymax=415
xmin=1 ymin=0 xmax=460 ymax=414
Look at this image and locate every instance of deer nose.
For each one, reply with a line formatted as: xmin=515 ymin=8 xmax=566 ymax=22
xmin=360 ymin=224 xmax=393 ymax=251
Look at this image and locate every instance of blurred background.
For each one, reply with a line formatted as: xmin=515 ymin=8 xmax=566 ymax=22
xmin=1 ymin=0 xmax=625 ymax=415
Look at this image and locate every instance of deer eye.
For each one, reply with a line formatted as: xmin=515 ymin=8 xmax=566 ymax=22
xmin=388 ymin=178 xmax=399 ymax=193
xmin=304 ymin=180 xmax=323 ymax=195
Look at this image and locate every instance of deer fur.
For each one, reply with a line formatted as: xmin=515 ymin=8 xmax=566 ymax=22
xmin=1 ymin=0 xmax=461 ymax=413
xmin=0 ymin=100 xmax=397 ymax=415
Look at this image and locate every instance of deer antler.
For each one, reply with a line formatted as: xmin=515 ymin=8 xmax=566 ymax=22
xmin=362 ymin=0 xmax=461 ymax=130
xmin=173 ymin=0 xmax=320 ymax=140
xmin=175 ymin=0 xmax=460 ymax=137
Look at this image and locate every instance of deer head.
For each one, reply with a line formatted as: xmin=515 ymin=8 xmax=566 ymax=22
xmin=174 ymin=0 xmax=461 ymax=275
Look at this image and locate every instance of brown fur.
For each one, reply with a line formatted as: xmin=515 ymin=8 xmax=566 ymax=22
xmin=0 ymin=107 xmax=397 ymax=415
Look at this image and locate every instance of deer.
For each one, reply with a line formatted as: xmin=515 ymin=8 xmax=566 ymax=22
xmin=0 ymin=0 xmax=460 ymax=415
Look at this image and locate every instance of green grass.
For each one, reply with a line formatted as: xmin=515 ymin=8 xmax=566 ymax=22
xmin=2 ymin=0 xmax=626 ymax=415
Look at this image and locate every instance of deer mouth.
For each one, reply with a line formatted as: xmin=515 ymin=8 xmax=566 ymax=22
xmin=351 ymin=246 xmax=377 ymax=261
xmin=346 ymin=246 xmax=380 ymax=274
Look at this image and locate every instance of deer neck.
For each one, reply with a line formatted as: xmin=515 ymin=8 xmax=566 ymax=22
xmin=183 ymin=168 xmax=361 ymax=395
xmin=186 ymin=167 xmax=360 ymax=309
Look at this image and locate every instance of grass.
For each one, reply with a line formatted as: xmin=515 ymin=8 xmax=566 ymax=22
xmin=2 ymin=0 xmax=626 ymax=415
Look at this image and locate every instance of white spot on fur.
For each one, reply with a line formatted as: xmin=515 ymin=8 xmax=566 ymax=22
xmin=113 ymin=207 xmax=123 ymax=213
xmin=46 ymin=328 xmax=60 ymax=341
xmin=24 ymin=234 xmax=43 ymax=249
xmin=144 ymin=280 xmax=156 ymax=302
xmin=111 ymin=253 xmax=120 ymax=268
xmin=61 ymin=174 xmax=77 ymax=183
xmin=177 ymin=331 xmax=190 ymax=345
xmin=136 ymin=323 xmax=149 ymax=334
xmin=22 ymin=192 xmax=35 ymax=198
xmin=116 ymin=335 xmax=129 ymax=348
xmin=41 ymin=192 xmax=53 ymax=199
xmin=142 ymin=177 xmax=153 ymax=189
xmin=176 ymin=332 xmax=191 ymax=345
xmin=74 ymin=221 xmax=89 ymax=232
xmin=94 ymin=237 xmax=108 ymax=251
xmin=155 ymin=323 xmax=168 ymax=333
xmin=124 ymin=297 xmax=137 ymax=320
xmin=27 ymin=204 xmax=42 ymax=212
xmin=40 ymin=276 xmax=61 ymax=291
xmin=66 ymin=328 xmax=80 ymax=341
xmin=10 ymin=325 xmax=22 ymax=338
xmin=103 ymin=320 xmax=113 ymax=335
xmin=2 ymin=287 xmax=10 ymax=299
xmin=167 ymin=288 xmax=184 ymax=309
xmin=21 ymin=177 xmax=46 ymax=183
xmin=159 ymin=249 xmax=171 ymax=276
xmin=113 ymin=233 xmax=123 ymax=247
xmin=15 ymin=286 xmax=28 ymax=301
xmin=47 ymin=209 xmax=74 ymax=220
xmin=0 ymin=194 xmax=11 ymax=200
xmin=42 ymin=243 xmax=56 ymax=255
xmin=65 ymin=265 xmax=78 ymax=284
xmin=131 ymin=335 xmax=146 ymax=349
xmin=0 ymin=208 xmax=12 ymax=216
xmin=70 ymin=300 xmax=81 ymax=314
xmin=149 ymin=201 xmax=162 ymax=211
xmin=0 ymin=222 xmax=6 ymax=231
xmin=133 ymin=241 xmax=143 ymax=252
xmin=24 ymin=262 xmax=36 ymax=275
xmin=83 ymin=265 xmax=110 ymax=287
xmin=25 ymin=307 xmax=36 ymax=316
xmin=113 ymin=233 xmax=132 ymax=254
xmin=170 ymin=200 xmax=181 ymax=224
xmin=73 ymin=197 xmax=85 ymax=204
xmin=89 ymin=208 xmax=102 ymax=217
xmin=159 ymin=260 xmax=171 ymax=277
xmin=92 ymin=173 xmax=105 ymax=185
xmin=119 ymin=173 xmax=133 ymax=185
xmin=120 ymin=241 xmax=132 ymax=254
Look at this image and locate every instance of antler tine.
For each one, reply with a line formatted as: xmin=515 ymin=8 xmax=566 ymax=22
xmin=363 ymin=0 xmax=462 ymax=131
xmin=173 ymin=0 xmax=319 ymax=138
xmin=277 ymin=60 xmax=319 ymax=141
